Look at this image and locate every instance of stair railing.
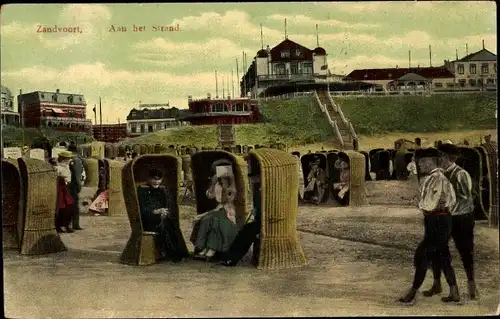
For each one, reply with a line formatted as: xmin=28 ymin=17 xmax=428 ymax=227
xmin=314 ymin=90 xmax=344 ymax=148
xmin=314 ymin=90 xmax=326 ymax=113
xmin=328 ymin=89 xmax=359 ymax=142
xmin=332 ymin=120 xmax=345 ymax=149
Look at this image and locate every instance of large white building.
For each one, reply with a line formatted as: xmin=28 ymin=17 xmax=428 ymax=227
xmin=241 ymin=38 xmax=331 ymax=98
xmin=444 ymin=44 xmax=497 ymax=88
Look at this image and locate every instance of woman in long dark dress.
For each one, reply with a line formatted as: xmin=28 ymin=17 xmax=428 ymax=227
xmin=137 ymin=169 xmax=189 ymax=262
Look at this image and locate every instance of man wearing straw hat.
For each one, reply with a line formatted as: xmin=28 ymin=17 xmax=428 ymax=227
xmin=399 ymin=148 xmax=460 ymax=304
xmin=423 ymin=143 xmax=477 ymax=300
xmin=303 ymin=155 xmax=327 ymax=205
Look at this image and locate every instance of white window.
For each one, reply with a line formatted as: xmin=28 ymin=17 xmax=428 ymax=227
xmin=457 ymin=64 xmax=464 ymax=74
xmin=469 ymin=64 xmax=476 ymax=74
xmin=280 ymin=49 xmax=290 ymax=58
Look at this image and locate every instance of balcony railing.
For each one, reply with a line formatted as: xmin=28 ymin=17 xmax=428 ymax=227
xmin=258 ymin=74 xmax=315 ymax=81
xmin=42 ymin=116 xmax=92 ymax=126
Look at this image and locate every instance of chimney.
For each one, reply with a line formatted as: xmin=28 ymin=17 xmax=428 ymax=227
xmin=188 ymin=95 xmax=192 ymax=102
xmin=207 ymin=93 xmax=211 ymax=99
xmin=466 ymin=43 xmax=468 ymax=55
xmin=482 ymin=39 xmax=485 ymax=49
xmin=19 ymin=89 xmax=22 ymax=95
xmin=56 ymin=89 xmax=60 ymax=94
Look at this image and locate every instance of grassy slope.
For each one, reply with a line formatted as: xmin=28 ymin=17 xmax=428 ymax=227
xmin=2 ymin=126 xmax=93 ymax=147
xmin=337 ymin=93 xmax=497 ymax=135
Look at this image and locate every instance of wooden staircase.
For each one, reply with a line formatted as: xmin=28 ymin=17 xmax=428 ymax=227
xmin=218 ymin=124 xmax=235 ymax=148
xmin=315 ymin=89 xmax=357 ymax=150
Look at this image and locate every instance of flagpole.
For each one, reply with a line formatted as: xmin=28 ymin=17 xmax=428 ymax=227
xmin=94 ymin=104 xmax=97 ymax=126
xmin=236 ymin=58 xmax=239 ymax=97
xmin=99 ymin=97 xmax=103 ymax=140
xmin=21 ymin=100 xmax=25 ymax=147
xmin=231 ymin=69 xmax=235 ymax=98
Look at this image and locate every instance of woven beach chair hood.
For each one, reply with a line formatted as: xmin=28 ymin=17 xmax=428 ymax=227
xmin=338 ymin=151 xmax=368 ymax=206
xmin=120 ymin=154 xmax=184 ymax=265
xmin=105 ymin=159 xmax=126 ymax=216
xmin=478 ymin=142 xmax=498 ymax=227
xmin=17 ymin=157 xmax=66 ymax=255
xmin=249 ymin=148 xmax=307 ymax=269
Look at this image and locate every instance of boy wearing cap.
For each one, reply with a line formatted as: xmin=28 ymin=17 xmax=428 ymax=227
xmin=424 ymin=143 xmax=477 ymax=299
xmin=399 ymin=148 xmax=460 ymax=304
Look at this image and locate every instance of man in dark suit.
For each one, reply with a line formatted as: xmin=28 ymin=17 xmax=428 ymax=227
xmin=68 ymin=143 xmax=84 ymax=230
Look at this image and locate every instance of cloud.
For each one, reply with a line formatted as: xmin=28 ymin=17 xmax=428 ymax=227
xmin=172 ymin=10 xmax=284 ymax=43
xmin=1 ymin=63 xmax=237 ymax=122
xmin=267 ymin=14 xmax=379 ymax=29
xmin=131 ymin=38 xmax=254 ymax=67
xmin=3 ymin=5 xmax=113 ymax=51
xmin=326 ymin=1 xmax=437 ymax=13
xmin=0 ymin=21 xmax=33 ymax=41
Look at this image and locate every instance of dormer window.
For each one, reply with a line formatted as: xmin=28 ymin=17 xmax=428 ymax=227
xmin=52 ymin=94 xmax=57 ymax=102
xmin=79 ymin=97 xmax=82 ymax=102
xmin=280 ymin=49 xmax=290 ymax=58
xmin=294 ymin=49 xmax=302 ymax=57
xmin=67 ymin=95 xmax=74 ymax=104
xmin=41 ymin=94 xmax=45 ymax=99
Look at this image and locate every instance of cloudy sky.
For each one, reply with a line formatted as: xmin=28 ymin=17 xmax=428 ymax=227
xmin=1 ymin=2 xmax=496 ymax=124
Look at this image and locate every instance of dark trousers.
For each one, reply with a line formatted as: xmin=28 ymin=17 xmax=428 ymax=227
xmin=224 ymin=221 xmax=260 ymax=263
xmin=431 ymin=213 xmax=475 ymax=282
xmin=412 ymin=214 xmax=457 ymax=290
xmin=69 ymin=188 xmax=80 ymax=228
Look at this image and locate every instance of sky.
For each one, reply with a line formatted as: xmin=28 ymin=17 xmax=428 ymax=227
xmin=1 ymin=2 xmax=496 ymax=124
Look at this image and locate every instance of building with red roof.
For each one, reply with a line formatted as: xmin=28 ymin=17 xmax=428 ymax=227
xmin=241 ymin=37 xmax=330 ymax=98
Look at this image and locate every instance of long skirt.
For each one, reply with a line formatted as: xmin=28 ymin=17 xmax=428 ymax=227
xmin=190 ymin=208 xmax=238 ymax=252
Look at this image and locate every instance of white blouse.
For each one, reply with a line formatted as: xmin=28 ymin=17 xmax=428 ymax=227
xmin=418 ymin=168 xmax=456 ymax=212
xmin=56 ymin=162 xmax=72 ymax=185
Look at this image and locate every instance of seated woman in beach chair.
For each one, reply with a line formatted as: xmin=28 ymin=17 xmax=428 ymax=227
xmin=137 ymin=168 xmax=189 ymax=262
xmin=220 ymin=157 xmax=262 ymax=267
xmin=332 ymin=153 xmax=350 ymax=206
xmin=303 ymin=156 xmax=327 ymax=205
xmin=190 ymin=161 xmax=239 ymax=261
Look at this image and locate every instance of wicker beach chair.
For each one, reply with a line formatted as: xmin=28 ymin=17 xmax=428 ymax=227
xmin=17 ymin=157 xmax=66 ymax=255
xmin=104 ymin=144 xmax=113 ymax=158
xmin=105 ymin=159 xmax=126 ymax=216
xmin=234 ymin=145 xmax=242 ymax=154
xmin=120 ymin=154 xmax=183 ymax=266
xmin=457 ymin=147 xmax=488 ymax=221
xmin=145 ymin=144 xmax=154 ymax=154
xmin=326 ymin=151 xmax=340 ymax=184
xmin=300 ymin=152 xmax=329 ymax=203
xmin=118 ymin=145 xmax=127 ymax=158
xmin=375 ymin=150 xmax=391 ymax=180
xmin=83 ymin=158 xmax=99 ymax=187
xmin=369 ymin=148 xmax=384 ymax=173
xmin=478 ymin=143 xmax=498 ymax=227
xmin=91 ymin=141 xmax=105 ymax=158
xmin=394 ymin=149 xmax=413 ymax=180
xmin=132 ymin=144 xmax=141 ymax=154
xmin=358 ymin=151 xmax=372 ymax=181
xmin=337 ymin=151 xmax=368 ymax=206
xmin=2 ymin=159 xmax=23 ymax=249
xmin=111 ymin=144 xmax=119 ymax=158
xmin=139 ymin=144 xmax=147 ymax=155
xmin=248 ymin=148 xmax=307 ymax=269
xmin=190 ymin=151 xmax=249 ymax=228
